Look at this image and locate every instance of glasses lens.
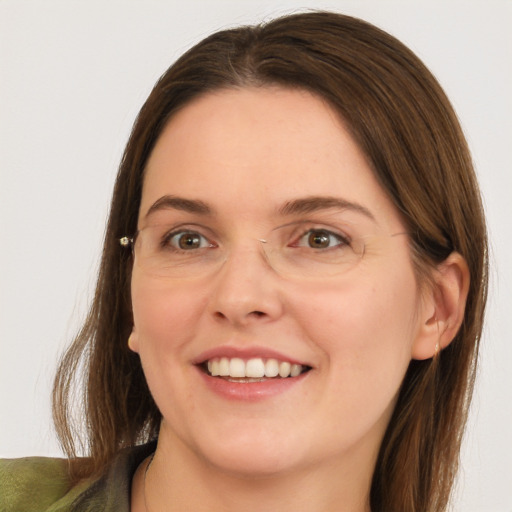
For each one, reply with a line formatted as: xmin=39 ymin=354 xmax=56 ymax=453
xmin=134 ymin=225 xmax=220 ymax=278
xmin=132 ymin=224 xmax=387 ymax=279
xmin=262 ymin=226 xmax=364 ymax=278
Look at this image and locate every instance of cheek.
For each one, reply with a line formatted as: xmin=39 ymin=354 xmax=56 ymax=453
xmin=130 ymin=275 xmax=211 ymax=379
xmin=295 ymin=267 xmax=420 ymax=388
xmin=130 ymin=275 xmax=209 ymax=415
xmin=132 ymin=275 xmax=205 ymax=342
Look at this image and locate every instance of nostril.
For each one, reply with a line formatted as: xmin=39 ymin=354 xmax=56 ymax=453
xmin=212 ymin=310 xmax=266 ymax=324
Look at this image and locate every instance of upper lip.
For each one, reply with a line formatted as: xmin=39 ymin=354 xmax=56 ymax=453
xmin=192 ymin=345 xmax=311 ymax=367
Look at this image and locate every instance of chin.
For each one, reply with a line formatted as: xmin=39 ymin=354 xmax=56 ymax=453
xmin=193 ymin=427 xmax=306 ymax=479
xmin=207 ymin=448 xmax=299 ymax=479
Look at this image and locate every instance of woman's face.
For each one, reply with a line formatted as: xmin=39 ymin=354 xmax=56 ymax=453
xmin=130 ymin=87 xmax=427 ymax=479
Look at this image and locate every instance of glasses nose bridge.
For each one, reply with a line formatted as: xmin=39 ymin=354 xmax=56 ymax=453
xmin=207 ymin=232 xmax=286 ymax=326
xmin=222 ymin=233 xmax=276 ymax=273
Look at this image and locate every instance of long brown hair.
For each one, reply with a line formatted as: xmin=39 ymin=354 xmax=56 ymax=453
xmin=53 ymin=11 xmax=488 ymax=511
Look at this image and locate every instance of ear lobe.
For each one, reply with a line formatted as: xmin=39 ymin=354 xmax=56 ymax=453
xmin=128 ymin=327 xmax=140 ymax=353
xmin=412 ymin=252 xmax=470 ymax=360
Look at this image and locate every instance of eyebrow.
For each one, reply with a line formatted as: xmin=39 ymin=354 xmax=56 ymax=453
xmin=278 ymin=196 xmax=375 ymax=220
xmin=145 ymin=195 xmax=212 ymax=218
xmin=144 ymin=194 xmax=375 ymax=221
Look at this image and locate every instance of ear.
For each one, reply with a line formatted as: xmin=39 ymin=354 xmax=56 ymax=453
xmin=412 ymin=252 xmax=470 ymax=360
xmin=128 ymin=327 xmax=140 ymax=353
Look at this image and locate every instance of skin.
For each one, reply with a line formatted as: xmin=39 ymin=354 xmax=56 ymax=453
xmin=129 ymin=87 xmax=467 ymax=512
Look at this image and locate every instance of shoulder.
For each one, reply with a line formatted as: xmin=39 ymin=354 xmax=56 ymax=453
xmin=0 ymin=455 xmax=87 ymax=512
xmin=0 ymin=442 xmax=156 ymax=512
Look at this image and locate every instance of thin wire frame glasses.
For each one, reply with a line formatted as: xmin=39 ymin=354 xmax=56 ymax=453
xmin=120 ymin=222 xmax=408 ymax=280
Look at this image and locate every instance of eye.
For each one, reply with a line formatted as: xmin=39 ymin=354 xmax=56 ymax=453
xmin=166 ymin=230 xmax=213 ymax=250
xmin=296 ymin=229 xmax=349 ymax=249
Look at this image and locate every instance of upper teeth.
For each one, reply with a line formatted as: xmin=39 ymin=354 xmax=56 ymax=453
xmin=206 ymin=357 xmax=304 ymax=378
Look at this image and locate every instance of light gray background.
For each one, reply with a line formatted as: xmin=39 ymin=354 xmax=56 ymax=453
xmin=1 ymin=1 xmax=511 ymax=510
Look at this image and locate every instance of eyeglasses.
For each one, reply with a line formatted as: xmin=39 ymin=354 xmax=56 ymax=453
xmin=120 ymin=222 xmax=407 ymax=280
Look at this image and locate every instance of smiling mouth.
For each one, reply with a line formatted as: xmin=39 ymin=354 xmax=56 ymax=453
xmin=200 ymin=357 xmax=311 ymax=381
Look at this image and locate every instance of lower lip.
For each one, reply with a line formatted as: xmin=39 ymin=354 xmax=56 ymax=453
xmin=196 ymin=367 xmax=309 ymax=401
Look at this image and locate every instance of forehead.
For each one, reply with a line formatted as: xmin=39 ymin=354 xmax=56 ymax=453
xmin=140 ymin=87 xmax=402 ymax=231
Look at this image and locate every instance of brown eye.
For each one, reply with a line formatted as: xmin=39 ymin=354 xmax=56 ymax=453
xmin=293 ymin=228 xmax=349 ymax=250
xmin=307 ymin=231 xmax=330 ymax=248
xmin=178 ymin=233 xmax=202 ymax=249
xmin=166 ymin=231 xmax=210 ymax=250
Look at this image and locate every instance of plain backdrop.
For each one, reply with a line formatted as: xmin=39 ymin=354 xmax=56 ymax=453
xmin=1 ymin=1 xmax=511 ymax=510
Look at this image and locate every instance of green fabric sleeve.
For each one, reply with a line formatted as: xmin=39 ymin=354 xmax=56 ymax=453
xmin=0 ymin=456 xmax=81 ymax=512
xmin=0 ymin=443 xmax=155 ymax=511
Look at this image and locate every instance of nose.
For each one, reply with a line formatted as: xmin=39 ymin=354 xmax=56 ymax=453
xmin=208 ymin=245 xmax=284 ymax=327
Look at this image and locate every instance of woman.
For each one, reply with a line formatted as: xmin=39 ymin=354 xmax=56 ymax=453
xmin=1 ymin=11 xmax=487 ymax=512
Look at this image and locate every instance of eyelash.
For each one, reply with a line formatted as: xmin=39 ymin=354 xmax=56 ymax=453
xmin=292 ymin=229 xmax=351 ymax=250
xmin=159 ymin=226 xmax=351 ymax=251
xmin=161 ymin=229 xmax=215 ymax=251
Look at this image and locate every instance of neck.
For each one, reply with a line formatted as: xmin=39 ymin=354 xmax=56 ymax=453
xmin=135 ymin=431 xmax=375 ymax=512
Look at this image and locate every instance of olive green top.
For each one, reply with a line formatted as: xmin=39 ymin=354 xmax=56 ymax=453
xmin=0 ymin=443 xmax=155 ymax=512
